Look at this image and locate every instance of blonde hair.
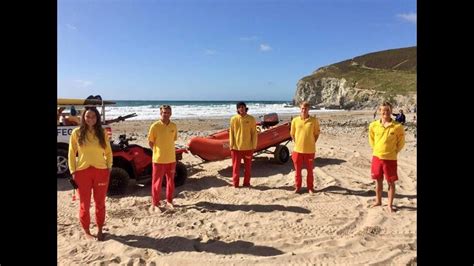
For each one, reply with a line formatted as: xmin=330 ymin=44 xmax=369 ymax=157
xmin=300 ymin=101 xmax=310 ymax=108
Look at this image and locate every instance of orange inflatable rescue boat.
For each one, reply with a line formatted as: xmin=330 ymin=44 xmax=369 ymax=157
xmin=188 ymin=113 xmax=291 ymax=163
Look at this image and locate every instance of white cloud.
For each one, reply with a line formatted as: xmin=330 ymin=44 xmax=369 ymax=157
xmin=205 ymin=49 xmax=217 ymax=55
xmin=260 ymin=44 xmax=272 ymax=52
xmin=66 ymin=24 xmax=77 ymax=30
xmin=397 ymin=12 xmax=417 ymax=23
xmin=240 ymin=36 xmax=258 ymax=41
xmin=74 ymin=79 xmax=93 ymax=87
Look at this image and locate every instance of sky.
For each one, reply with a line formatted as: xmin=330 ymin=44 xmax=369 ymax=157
xmin=58 ymin=0 xmax=417 ymax=101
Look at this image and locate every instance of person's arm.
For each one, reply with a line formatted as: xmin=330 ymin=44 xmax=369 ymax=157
xmin=174 ymin=124 xmax=178 ymax=141
xmin=147 ymin=124 xmax=155 ymax=149
xmin=68 ymin=130 xmax=78 ymax=174
xmin=368 ymin=123 xmax=375 ymax=149
xmin=396 ymin=126 xmax=405 ymax=153
xmin=104 ymin=131 xmax=113 ymax=170
xmin=252 ymin=118 xmax=258 ymax=150
xmin=290 ymin=118 xmax=296 ymax=142
xmin=314 ymin=118 xmax=320 ymax=143
xmin=228 ymin=118 xmax=234 ymax=150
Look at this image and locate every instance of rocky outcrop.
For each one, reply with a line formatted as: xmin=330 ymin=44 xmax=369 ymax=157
xmin=292 ymin=46 xmax=417 ymax=110
xmin=293 ymin=77 xmax=416 ymax=110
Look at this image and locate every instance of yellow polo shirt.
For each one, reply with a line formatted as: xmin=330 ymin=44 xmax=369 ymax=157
xmin=369 ymin=120 xmax=405 ymax=160
xmin=229 ymin=114 xmax=257 ymax=150
xmin=291 ymin=116 xmax=320 ymax=153
xmin=68 ymin=128 xmax=113 ymax=174
xmin=148 ymin=120 xmax=177 ymax=163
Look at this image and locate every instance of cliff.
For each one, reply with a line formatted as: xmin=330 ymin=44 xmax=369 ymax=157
xmin=293 ymin=46 xmax=417 ymax=110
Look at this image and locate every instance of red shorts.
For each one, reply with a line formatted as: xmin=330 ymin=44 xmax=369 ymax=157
xmin=371 ymin=156 xmax=398 ymax=183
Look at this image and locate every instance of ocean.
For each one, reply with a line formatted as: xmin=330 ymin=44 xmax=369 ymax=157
xmin=105 ymin=100 xmax=341 ymax=120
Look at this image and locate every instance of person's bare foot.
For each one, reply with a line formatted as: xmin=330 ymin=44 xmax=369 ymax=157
xmin=166 ymin=202 xmax=175 ymax=210
xmin=97 ymin=231 xmax=105 ymax=241
xmin=149 ymin=205 xmax=163 ymax=213
xmin=294 ymin=189 xmax=300 ymax=194
xmin=387 ymin=206 xmax=396 ymax=213
xmin=84 ymin=231 xmax=95 ymax=240
xmin=308 ymin=189 xmax=315 ymax=194
xmin=370 ymin=202 xmax=382 ymax=208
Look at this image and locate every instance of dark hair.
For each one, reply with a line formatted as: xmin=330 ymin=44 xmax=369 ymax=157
xmin=86 ymin=95 xmax=102 ymax=101
xmin=78 ymin=107 xmax=106 ymax=148
xmin=160 ymin=104 xmax=172 ymax=111
xmin=236 ymin=101 xmax=249 ymax=114
xmin=380 ymin=101 xmax=393 ymax=112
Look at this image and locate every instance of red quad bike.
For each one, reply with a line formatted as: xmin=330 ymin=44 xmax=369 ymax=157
xmin=108 ymin=134 xmax=188 ymax=195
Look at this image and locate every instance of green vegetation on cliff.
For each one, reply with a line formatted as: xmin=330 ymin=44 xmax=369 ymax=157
xmin=301 ymin=47 xmax=416 ymax=95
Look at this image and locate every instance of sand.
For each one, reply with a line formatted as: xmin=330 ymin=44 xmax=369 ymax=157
xmin=57 ymin=110 xmax=417 ymax=265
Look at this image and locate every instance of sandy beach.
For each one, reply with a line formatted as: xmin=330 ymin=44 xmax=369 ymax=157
xmin=57 ymin=110 xmax=417 ymax=265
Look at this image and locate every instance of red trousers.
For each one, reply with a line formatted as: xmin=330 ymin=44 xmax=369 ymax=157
xmin=74 ymin=167 xmax=110 ymax=231
xmin=152 ymin=162 xmax=176 ymax=206
xmin=231 ymin=150 xmax=253 ymax=187
xmin=291 ymin=152 xmax=315 ymax=190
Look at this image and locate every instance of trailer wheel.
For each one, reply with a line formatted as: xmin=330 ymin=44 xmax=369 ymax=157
xmin=274 ymin=145 xmax=290 ymax=164
xmin=108 ymin=167 xmax=130 ymax=195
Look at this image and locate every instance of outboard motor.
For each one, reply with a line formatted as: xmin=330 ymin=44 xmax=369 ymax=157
xmin=260 ymin=113 xmax=279 ymax=129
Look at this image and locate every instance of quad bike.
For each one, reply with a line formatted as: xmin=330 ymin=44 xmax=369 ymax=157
xmin=108 ymin=134 xmax=188 ymax=195
xmin=57 ymin=95 xmax=137 ymax=179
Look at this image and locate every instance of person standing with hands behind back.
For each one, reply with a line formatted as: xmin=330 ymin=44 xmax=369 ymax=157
xmin=369 ymin=102 xmax=405 ymax=213
xmin=68 ymin=107 xmax=112 ymax=241
xmin=229 ymin=102 xmax=257 ymax=188
xmin=290 ymin=101 xmax=320 ymax=194
xmin=148 ymin=105 xmax=178 ymax=211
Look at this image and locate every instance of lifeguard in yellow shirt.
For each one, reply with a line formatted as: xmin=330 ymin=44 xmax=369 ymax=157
xmin=229 ymin=102 xmax=257 ymax=188
xmin=290 ymin=101 xmax=320 ymax=194
xmin=69 ymin=107 xmax=113 ymax=241
xmin=148 ymin=105 xmax=178 ymax=210
xmin=369 ymin=102 xmax=405 ymax=213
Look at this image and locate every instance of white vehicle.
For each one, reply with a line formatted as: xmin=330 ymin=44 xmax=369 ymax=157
xmin=57 ymin=97 xmax=115 ymax=178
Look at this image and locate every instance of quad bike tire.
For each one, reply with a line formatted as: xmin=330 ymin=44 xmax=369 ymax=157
xmin=174 ymin=161 xmax=188 ymax=187
xmin=274 ymin=145 xmax=290 ymax=164
xmin=57 ymin=148 xmax=71 ymax=178
xmin=108 ymin=167 xmax=130 ymax=196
